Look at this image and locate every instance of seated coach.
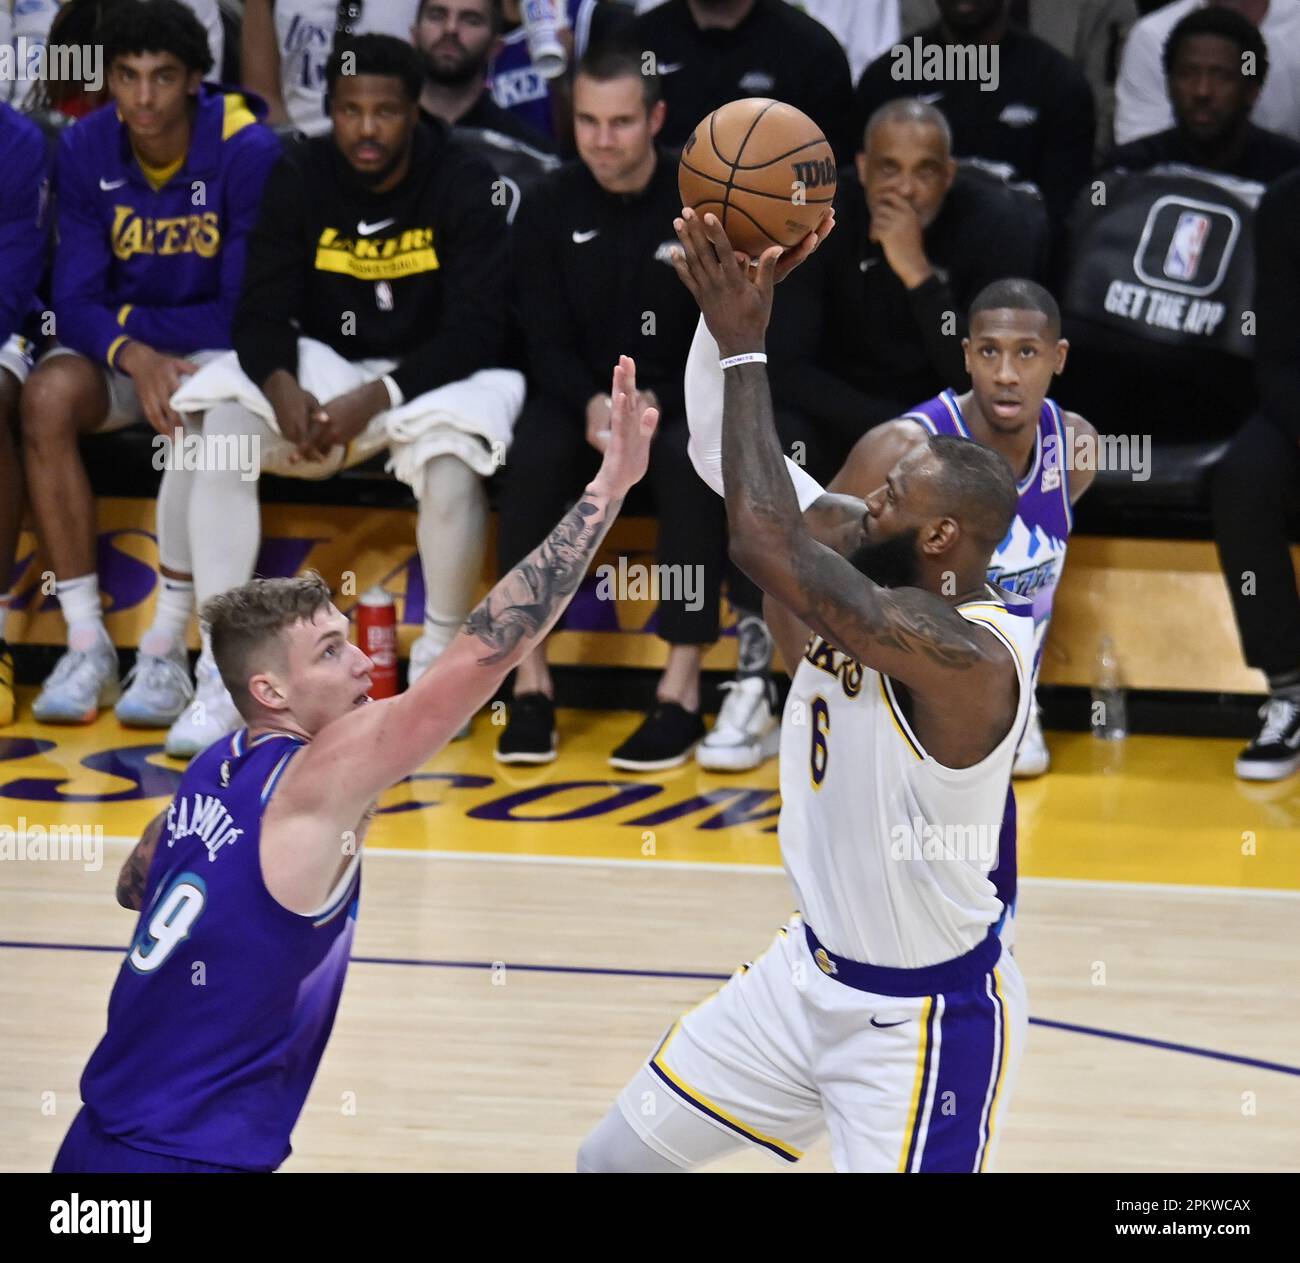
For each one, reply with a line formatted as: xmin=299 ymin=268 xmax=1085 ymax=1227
xmin=495 ymin=44 xmax=728 ymax=771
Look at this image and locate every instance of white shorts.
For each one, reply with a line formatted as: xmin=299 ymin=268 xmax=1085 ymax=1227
xmin=169 ymin=341 xmax=523 ymax=487
xmin=206 ymin=397 xmax=502 ymax=482
xmin=618 ymin=916 xmax=1028 ymax=1173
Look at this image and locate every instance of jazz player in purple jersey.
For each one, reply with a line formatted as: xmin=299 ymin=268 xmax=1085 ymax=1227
xmin=830 ymin=279 xmax=1097 ymax=936
xmin=51 ymin=359 xmax=659 ymax=1174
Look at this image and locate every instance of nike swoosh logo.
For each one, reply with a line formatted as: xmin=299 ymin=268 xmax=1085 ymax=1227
xmin=870 ymin=1017 xmax=908 ymax=1028
xmin=572 ymin=228 xmax=599 ymax=243
xmin=99 ymin=177 xmax=127 ymax=191
xmin=357 ymin=218 xmax=396 ymax=235
xmin=657 ymin=61 xmax=684 ymax=75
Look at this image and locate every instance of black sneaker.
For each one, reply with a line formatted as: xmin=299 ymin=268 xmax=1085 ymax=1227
xmin=609 ymin=702 xmax=705 ymax=772
xmin=495 ymin=693 xmax=558 ymax=765
xmin=1236 ymin=696 xmax=1300 ymax=781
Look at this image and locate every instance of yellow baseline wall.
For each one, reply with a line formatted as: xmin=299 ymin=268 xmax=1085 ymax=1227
xmin=2 ymin=498 xmax=1279 ymax=695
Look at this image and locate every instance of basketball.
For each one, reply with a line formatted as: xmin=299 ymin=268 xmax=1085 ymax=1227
xmin=677 ymin=98 xmax=837 ymax=258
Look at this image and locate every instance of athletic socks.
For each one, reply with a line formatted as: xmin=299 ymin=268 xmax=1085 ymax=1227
xmin=139 ymin=576 xmax=194 ymax=658
xmin=56 ymin=574 xmax=110 ymax=652
xmin=420 ymin=610 xmax=461 ymax=657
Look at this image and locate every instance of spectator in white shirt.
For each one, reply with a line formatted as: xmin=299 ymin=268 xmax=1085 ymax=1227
xmin=1115 ymin=0 xmax=1300 ymax=145
xmin=241 ymin=0 xmax=413 ymax=134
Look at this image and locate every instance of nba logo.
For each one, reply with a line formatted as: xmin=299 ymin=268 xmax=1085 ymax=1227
xmin=375 ymin=281 xmax=394 ymax=312
xmin=1163 ymin=212 xmax=1210 ymax=282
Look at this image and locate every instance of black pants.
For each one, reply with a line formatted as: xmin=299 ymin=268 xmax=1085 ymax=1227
xmin=1212 ymin=411 xmax=1300 ymax=678
xmin=497 ymin=396 xmax=727 ymax=644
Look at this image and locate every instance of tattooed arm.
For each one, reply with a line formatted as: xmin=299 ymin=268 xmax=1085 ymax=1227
xmin=670 ymin=210 xmax=1014 ymax=762
xmin=724 ymin=362 xmax=1018 ymax=763
xmin=270 ymin=357 xmax=658 ymax=857
xmin=117 ymin=810 xmax=167 ymax=910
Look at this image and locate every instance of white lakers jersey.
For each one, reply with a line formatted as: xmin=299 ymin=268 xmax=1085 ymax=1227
xmin=777 ymin=585 xmax=1036 ymax=970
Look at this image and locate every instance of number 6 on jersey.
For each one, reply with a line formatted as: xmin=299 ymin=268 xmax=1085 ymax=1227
xmin=810 ymin=695 xmax=830 ymax=788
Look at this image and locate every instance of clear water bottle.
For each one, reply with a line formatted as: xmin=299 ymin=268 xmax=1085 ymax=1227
xmin=1091 ymin=633 xmax=1127 ymax=740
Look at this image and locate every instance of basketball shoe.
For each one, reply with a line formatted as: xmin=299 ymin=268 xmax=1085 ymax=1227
xmin=165 ymin=651 xmax=241 ymax=758
xmin=32 ymin=638 xmax=120 ymax=723
xmin=116 ymin=646 xmax=194 ymax=727
xmin=696 ymin=676 xmax=780 ymax=772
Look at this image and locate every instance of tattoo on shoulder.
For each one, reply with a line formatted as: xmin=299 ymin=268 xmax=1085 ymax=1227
xmin=799 ymin=554 xmax=983 ymax=670
xmin=464 ymin=495 xmax=618 ymax=665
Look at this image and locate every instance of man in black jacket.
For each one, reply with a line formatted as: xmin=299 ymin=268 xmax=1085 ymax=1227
xmin=495 ymin=44 xmax=725 ymax=770
xmin=854 ymin=0 xmax=1094 ymax=236
xmin=774 ymin=97 xmax=1047 ymax=480
xmin=622 ymin=0 xmax=855 ymax=165
xmin=166 ymin=35 xmax=521 ymax=758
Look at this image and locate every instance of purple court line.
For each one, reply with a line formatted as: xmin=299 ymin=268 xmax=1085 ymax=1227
xmin=4 ymin=939 xmax=1298 ymax=1078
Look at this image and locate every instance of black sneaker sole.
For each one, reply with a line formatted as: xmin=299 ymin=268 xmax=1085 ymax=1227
xmin=494 ymin=736 xmax=558 ymax=765
xmin=608 ymin=741 xmax=699 ymax=773
xmin=1235 ymin=751 xmax=1300 ymax=781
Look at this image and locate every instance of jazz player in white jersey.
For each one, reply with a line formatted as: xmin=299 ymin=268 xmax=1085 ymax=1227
xmin=578 ymin=209 xmax=1035 ymax=1173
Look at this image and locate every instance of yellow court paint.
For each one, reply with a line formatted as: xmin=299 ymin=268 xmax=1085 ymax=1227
xmin=0 ymin=697 xmax=1296 ymax=891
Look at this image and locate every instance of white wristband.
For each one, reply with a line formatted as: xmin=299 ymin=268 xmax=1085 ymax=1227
xmin=380 ymin=374 xmax=404 ymax=409
xmin=719 ymin=352 xmax=767 ymax=370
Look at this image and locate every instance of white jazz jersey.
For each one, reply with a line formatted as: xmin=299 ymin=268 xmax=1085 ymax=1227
xmin=778 ymin=584 xmax=1036 ymax=968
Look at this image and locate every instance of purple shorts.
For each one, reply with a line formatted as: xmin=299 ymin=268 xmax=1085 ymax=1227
xmin=52 ymin=1107 xmax=252 ymax=1173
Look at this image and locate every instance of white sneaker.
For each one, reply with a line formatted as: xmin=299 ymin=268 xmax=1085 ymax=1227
xmin=408 ymin=633 xmax=470 ymax=740
xmin=165 ymin=653 xmax=242 ymax=759
xmin=32 ymin=639 xmax=121 ymax=724
xmin=697 ymin=676 xmax=780 ymax=772
xmin=1013 ymin=705 xmax=1050 ymax=778
xmin=116 ymin=646 xmax=194 ymax=727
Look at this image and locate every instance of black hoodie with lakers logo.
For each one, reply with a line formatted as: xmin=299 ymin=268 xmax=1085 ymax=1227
xmin=234 ymin=117 xmax=509 ymax=400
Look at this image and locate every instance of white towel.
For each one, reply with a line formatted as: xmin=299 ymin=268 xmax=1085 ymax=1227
xmin=170 ymin=338 xmax=524 ymax=489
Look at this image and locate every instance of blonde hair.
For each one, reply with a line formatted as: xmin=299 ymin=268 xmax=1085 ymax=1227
xmin=200 ymin=572 xmax=333 ymax=719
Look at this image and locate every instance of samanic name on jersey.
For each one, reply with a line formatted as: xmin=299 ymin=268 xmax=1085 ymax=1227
xmin=802 ymin=634 xmax=865 ymax=698
xmin=110 ymin=207 xmax=220 ymax=259
xmin=314 ymin=225 xmax=440 ymax=280
xmin=166 ymin=793 xmax=242 ymax=861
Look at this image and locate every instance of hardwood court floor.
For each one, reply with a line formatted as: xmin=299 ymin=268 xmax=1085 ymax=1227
xmin=2 ymin=698 xmax=1298 ymax=1173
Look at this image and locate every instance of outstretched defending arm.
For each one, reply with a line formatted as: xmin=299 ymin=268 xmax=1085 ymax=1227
xmin=284 ymin=358 xmax=658 ymax=827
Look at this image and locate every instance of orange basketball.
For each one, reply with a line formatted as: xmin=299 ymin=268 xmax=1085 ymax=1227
xmin=678 ymin=98 xmax=837 ymax=258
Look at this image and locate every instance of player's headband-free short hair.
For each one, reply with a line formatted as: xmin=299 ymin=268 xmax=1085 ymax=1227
xmin=201 ymin=572 xmax=335 ymax=720
xmin=925 ymin=433 xmax=1020 ymax=551
xmin=1162 ymin=5 xmax=1269 ymax=84
xmin=576 ymin=42 xmax=664 ymax=111
xmin=101 ymin=0 xmax=214 ymax=76
xmin=968 ymin=277 xmax=1062 ymax=340
xmin=326 ymin=33 xmax=425 ymax=104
